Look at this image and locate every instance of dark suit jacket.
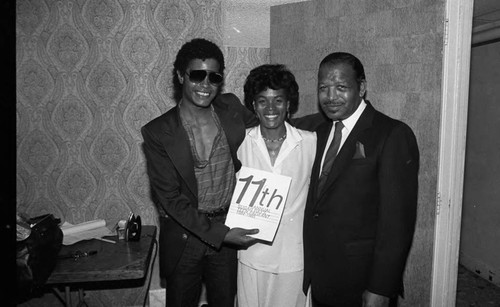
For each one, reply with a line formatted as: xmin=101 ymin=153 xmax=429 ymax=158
xmin=297 ymin=102 xmax=419 ymax=305
xmin=141 ymin=93 xmax=258 ymax=278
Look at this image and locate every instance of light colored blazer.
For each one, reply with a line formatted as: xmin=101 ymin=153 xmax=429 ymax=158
xmin=237 ymin=122 xmax=316 ymax=273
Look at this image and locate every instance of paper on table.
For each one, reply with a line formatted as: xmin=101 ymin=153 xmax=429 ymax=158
xmin=60 ymin=219 xmax=113 ymax=245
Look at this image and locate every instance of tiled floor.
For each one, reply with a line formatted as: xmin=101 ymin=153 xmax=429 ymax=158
xmin=456 ymin=264 xmax=500 ymax=306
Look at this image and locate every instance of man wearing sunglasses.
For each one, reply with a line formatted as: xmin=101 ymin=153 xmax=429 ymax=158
xmin=141 ymin=38 xmax=259 ymax=307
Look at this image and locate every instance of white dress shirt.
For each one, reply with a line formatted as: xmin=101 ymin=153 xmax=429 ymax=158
xmin=319 ymin=100 xmax=367 ymax=174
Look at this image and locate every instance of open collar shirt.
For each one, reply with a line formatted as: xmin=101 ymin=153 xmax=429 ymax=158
xmin=237 ymin=121 xmax=317 ymax=273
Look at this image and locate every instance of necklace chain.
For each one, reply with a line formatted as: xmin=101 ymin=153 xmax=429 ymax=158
xmin=262 ymin=133 xmax=287 ymax=143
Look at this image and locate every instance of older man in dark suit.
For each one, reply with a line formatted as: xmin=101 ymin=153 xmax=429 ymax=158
xmin=299 ymin=52 xmax=419 ymax=307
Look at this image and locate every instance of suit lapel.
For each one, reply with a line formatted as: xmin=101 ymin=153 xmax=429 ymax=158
xmin=212 ymin=95 xmax=244 ymax=172
xmin=316 ymin=104 xmax=375 ymax=203
xmin=161 ymin=107 xmax=197 ymax=197
xmin=212 ymin=97 xmax=235 ymax=148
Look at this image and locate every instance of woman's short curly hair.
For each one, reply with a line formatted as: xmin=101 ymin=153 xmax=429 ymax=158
xmin=243 ymin=64 xmax=299 ymax=116
xmin=172 ymin=38 xmax=225 ymax=102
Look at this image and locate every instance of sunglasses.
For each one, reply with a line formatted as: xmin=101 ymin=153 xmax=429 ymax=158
xmin=186 ymin=70 xmax=224 ymax=85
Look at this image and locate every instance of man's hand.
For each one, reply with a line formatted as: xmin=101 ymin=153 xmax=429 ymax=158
xmin=223 ymin=227 xmax=259 ymax=249
xmin=362 ymin=290 xmax=390 ymax=307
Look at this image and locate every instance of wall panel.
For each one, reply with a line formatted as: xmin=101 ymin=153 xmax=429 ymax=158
xmin=270 ymin=0 xmax=445 ymax=305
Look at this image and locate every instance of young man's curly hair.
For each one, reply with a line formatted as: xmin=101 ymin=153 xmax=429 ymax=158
xmin=243 ymin=64 xmax=299 ymax=116
xmin=172 ymin=38 xmax=225 ymax=102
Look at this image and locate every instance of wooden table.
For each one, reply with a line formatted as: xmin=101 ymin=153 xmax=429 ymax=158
xmin=46 ymin=225 xmax=157 ymax=307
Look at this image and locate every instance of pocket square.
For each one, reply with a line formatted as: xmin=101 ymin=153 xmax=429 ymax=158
xmin=353 ymin=141 xmax=366 ymax=159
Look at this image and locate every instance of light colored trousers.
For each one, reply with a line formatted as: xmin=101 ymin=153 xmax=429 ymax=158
xmin=237 ymin=262 xmax=308 ymax=307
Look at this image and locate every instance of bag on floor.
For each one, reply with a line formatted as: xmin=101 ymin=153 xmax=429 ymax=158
xmin=16 ymin=213 xmax=63 ymax=303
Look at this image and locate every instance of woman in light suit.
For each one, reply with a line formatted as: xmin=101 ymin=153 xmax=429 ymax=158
xmin=236 ymin=64 xmax=317 ymax=307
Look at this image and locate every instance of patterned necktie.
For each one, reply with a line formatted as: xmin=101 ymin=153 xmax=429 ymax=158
xmin=317 ymin=121 xmax=344 ymax=197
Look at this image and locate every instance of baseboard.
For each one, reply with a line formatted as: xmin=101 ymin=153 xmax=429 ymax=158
xmin=459 ymin=252 xmax=499 ymax=287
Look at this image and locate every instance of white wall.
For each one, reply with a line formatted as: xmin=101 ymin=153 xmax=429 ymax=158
xmin=460 ymin=40 xmax=500 ymax=287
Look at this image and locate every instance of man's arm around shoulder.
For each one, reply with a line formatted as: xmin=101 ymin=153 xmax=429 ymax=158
xmin=290 ymin=112 xmax=329 ymax=132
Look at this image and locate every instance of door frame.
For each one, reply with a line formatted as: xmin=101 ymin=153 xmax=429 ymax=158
xmin=431 ymin=0 xmax=474 ymax=305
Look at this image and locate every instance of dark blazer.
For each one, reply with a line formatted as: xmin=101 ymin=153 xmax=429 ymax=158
xmin=141 ymin=93 xmax=258 ymax=278
xmin=298 ymin=102 xmax=419 ymax=305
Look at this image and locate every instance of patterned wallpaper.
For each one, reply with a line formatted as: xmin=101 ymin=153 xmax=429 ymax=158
xmin=16 ymin=0 xmax=269 ymax=226
xmin=16 ymin=0 xmax=269 ymax=305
